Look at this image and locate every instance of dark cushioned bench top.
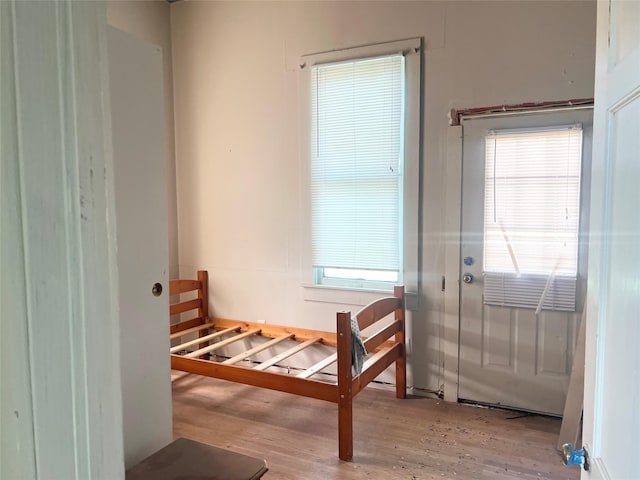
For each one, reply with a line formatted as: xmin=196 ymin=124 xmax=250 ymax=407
xmin=126 ymin=437 xmax=268 ymax=480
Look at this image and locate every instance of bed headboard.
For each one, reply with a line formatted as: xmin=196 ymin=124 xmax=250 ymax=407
xmin=169 ymin=270 xmax=209 ymax=336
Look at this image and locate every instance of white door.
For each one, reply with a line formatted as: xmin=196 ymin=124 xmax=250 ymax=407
xmin=582 ymin=1 xmax=640 ymax=478
xmin=459 ymin=109 xmax=593 ymax=415
xmin=108 ymin=27 xmax=172 ymax=468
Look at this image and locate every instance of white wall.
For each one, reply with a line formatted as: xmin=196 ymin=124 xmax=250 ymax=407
xmin=170 ymin=1 xmax=596 ymax=392
xmin=108 ymin=0 xmax=179 ymax=278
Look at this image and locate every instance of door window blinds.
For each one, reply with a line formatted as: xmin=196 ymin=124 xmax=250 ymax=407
xmin=310 ymin=55 xmax=404 ymax=272
xmin=483 ymin=125 xmax=583 ymax=311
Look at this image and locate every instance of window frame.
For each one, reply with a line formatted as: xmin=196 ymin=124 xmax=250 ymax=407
xmin=299 ymin=38 xmax=421 ymax=306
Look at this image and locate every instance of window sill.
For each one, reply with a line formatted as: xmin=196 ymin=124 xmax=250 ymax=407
xmin=302 ymin=284 xmax=418 ymax=311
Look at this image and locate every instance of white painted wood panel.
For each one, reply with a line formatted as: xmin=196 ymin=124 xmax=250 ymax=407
xmin=0 ymin=3 xmax=37 ymax=477
xmin=1 ymin=2 xmax=124 ymax=478
xmin=583 ymin=1 xmax=640 ymax=475
xmin=597 ymin=96 xmax=640 ymax=479
xmin=108 ymin=26 xmax=172 ymax=468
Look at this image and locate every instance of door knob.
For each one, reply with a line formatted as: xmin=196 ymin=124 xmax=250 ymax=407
xmin=152 ymin=282 xmax=163 ymax=297
xmin=462 ymin=273 xmax=474 ymax=284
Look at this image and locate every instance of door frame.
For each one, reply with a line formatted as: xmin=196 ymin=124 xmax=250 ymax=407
xmin=1 ymin=2 xmax=124 ymax=478
xmin=582 ymin=0 xmax=640 ymax=477
xmin=443 ymin=126 xmax=463 ymax=403
xmin=443 ymin=106 xmax=594 ymax=404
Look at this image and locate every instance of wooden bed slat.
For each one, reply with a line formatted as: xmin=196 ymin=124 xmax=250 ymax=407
xmin=222 ymin=334 xmax=295 ymax=365
xmin=170 ymin=298 xmax=201 ymax=316
xmin=212 ymin=318 xmax=337 ymax=346
xmin=169 ymin=321 xmax=214 ymax=340
xmin=354 ymin=296 xmax=402 ymax=331
xmin=169 ymin=279 xmax=201 ymax=296
xmin=170 ymin=317 xmax=206 ymax=335
xmin=171 ymin=354 xmax=337 ymax=403
xmin=297 ymin=353 xmax=338 ymax=379
xmin=361 ymin=344 xmax=398 ymax=376
xmin=170 ymin=326 xmax=241 ymax=354
xmin=362 ymin=319 xmax=401 ymax=353
xmin=353 ymin=343 xmax=402 ymax=396
xmin=185 ymin=329 xmax=261 ymax=358
xmin=254 ymin=337 xmax=321 ymax=371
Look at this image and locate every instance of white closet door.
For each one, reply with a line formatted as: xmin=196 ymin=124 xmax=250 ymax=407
xmin=108 ymin=26 xmax=172 ymax=468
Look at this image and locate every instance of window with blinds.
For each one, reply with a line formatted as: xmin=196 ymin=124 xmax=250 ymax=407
xmin=310 ymin=54 xmax=404 ymax=286
xmin=483 ymin=125 xmax=583 ymax=311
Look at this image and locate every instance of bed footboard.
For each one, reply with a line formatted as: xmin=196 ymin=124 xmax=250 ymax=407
xmin=336 ymin=285 xmax=406 ymax=460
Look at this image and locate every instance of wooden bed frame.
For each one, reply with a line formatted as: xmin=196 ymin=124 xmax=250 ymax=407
xmin=169 ymin=270 xmax=406 ymax=461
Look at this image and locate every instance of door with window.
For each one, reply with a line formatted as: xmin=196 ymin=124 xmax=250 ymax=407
xmin=458 ymin=109 xmax=593 ymax=415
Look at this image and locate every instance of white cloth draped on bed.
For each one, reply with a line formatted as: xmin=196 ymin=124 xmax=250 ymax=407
xmin=351 ymin=316 xmax=367 ymax=375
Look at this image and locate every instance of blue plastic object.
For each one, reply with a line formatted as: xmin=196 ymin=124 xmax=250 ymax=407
xmin=562 ymin=443 xmax=590 ymax=471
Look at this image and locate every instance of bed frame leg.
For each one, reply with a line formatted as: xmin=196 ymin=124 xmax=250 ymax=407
xmin=197 ymin=270 xmax=210 ymax=359
xmin=338 ymin=394 xmax=353 ymax=461
xmin=337 ymin=311 xmax=353 ymax=461
xmin=394 ymin=285 xmax=407 ymax=399
xmin=395 ymin=353 xmax=407 ymax=400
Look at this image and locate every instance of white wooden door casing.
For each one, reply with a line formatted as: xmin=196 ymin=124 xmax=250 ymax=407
xmin=108 ymin=27 xmax=173 ymax=469
xmin=1 ymin=2 xmax=124 ymax=479
xmin=459 ymin=110 xmax=593 ymax=415
xmin=1 ymin=4 xmax=37 ymax=476
xmin=582 ymin=1 xmax=640 ymax=478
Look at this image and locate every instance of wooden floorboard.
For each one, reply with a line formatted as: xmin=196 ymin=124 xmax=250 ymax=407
xmin=172 ymin=373 xmax=578 ymax=480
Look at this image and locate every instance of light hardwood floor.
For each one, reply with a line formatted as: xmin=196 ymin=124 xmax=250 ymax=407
xmin=172 ymin=373 xmax=579 ymax=480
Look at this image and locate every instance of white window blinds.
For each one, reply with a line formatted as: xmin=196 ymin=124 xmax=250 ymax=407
xmin=483 ymin=125 xmax=583 ymax=311
xmin=311 ymin=55 xmax=404 ymax=272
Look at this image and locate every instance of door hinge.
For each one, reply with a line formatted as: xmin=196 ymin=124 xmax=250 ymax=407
xmin=441 ymin=275 xmax=446 ymax=292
